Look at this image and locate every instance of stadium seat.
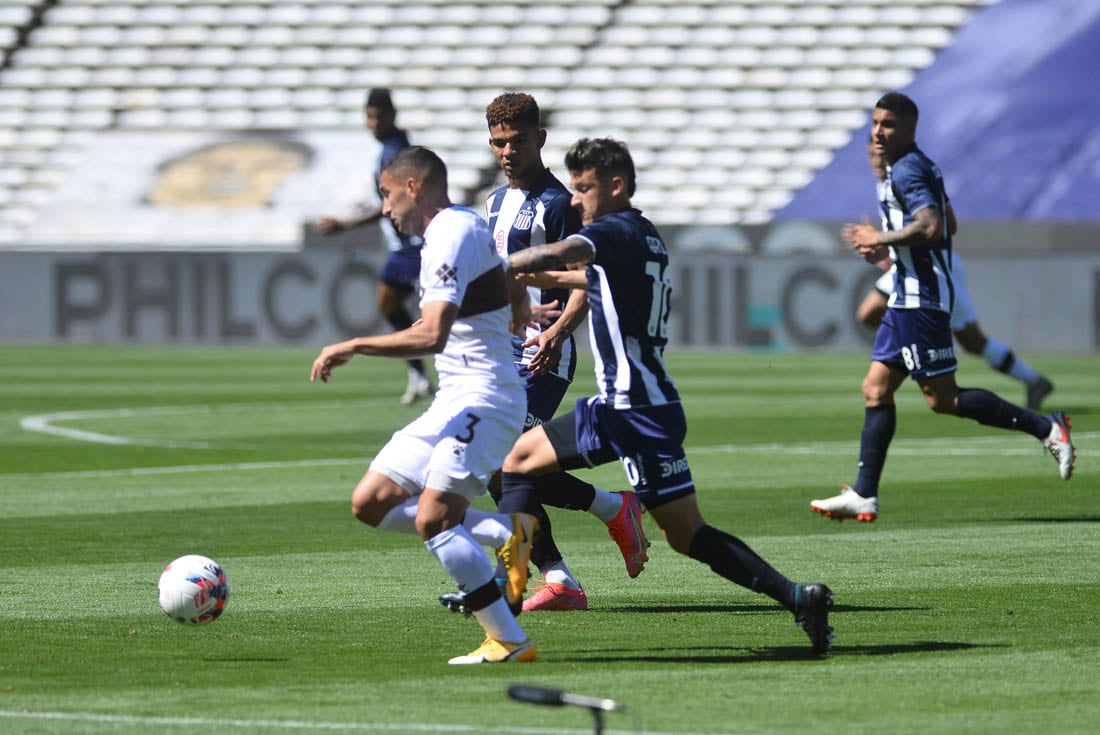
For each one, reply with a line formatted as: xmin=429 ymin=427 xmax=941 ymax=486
xmin=0 ymin=0 xmax=995 ymax=241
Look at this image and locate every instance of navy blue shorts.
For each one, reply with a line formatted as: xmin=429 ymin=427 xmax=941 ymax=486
xmin=872 ymin=307 xmax=957 ymax=380
xmin=543 ymin=397 xmax=695 ymax=509
xmin=518 ymin=366 xmax=570 ymax=432
xmin=380 ymin=249 xmax=421 ymax=291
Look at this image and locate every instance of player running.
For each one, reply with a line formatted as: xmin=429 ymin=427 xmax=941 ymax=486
xmin=814 ymin=92 xmax=1075 ymax=523
xmin=502 ymin=137 xmax=834 ymax=655
xmin=311 ymin=146 xmax=537 ymax=664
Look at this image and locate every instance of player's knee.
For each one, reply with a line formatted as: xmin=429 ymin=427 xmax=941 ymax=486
xmin=923 ymin=392 xmax=957 ymax=415
xmin=351 ymin=478 xmax=406 ymax=527
xmin=861 ymin=376 xmax=889 ymax=403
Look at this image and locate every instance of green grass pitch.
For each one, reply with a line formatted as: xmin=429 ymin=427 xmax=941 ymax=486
xmin=1 ymin=346 xmax=1097 ymax=734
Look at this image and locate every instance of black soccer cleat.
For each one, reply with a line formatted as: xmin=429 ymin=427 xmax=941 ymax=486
xmin=794 ymin=583 xmax=834 ymax=656
xmin=439 ymin=591 xmax=472 ymax=616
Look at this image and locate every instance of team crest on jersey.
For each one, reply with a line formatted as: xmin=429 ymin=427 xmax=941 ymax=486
xmin=513 ymin=209 xmax=535 ymax=231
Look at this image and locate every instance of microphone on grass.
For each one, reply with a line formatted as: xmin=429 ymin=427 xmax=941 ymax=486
xmin=507 ymin=684 xmax=625 ymax=712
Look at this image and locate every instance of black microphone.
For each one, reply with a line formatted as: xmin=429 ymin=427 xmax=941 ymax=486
xmin=508 ymin=684 xmax=624 ymax=712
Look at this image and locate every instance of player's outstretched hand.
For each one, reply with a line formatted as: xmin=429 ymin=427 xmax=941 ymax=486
xmin=529 ymin=300 xmax=562 ymax=327
xmin=310 ymin=342 xmax=355 ymax=383
xmin=842 ymin=219 xmax=889 ymax=264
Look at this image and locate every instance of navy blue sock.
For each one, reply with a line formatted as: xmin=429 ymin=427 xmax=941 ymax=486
xmin=956 ymin=387 xmax=1050 ymax=439
xmin=853 ymin=404 xmax=896 ymax=499
xmin=688 ymin=525 xmax=798 ymax=610
xmin=534 ymin=471 xmax=597 ymax=511
xmin=499 ymin=471 xmax=562 ymax=569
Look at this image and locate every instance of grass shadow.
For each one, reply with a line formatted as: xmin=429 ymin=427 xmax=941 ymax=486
xmin=551 ymin=641 xmax=999 ymax=665
xmin=615 ymin=603 xmax=929 ymax=614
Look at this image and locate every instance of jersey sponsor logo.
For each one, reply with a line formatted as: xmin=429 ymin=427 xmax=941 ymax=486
xmin=658 ymin=457 xmax=690 ymax=478
xmin=494 ymin=229 xmax=506 ymax=255
xmin=523 ymin=413 xmax=543 ymax=429
xmin=926 ymin=346 xmax=955 ymax=363
xmin=513 ymin=209 xmax=535 ymax=231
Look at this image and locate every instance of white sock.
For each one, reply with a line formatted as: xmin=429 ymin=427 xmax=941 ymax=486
xmin=588 ymin=487 xmax=623 ymax=523
xmin=541 ymin=560 xmax=581 ymax=590
xmin=375 ymin=497 xmax=419 ymax=534
xmin=983 ymin=338 xmax=1041 ymax=384
xmin=473 ymin=598 xmax=527 ymax=643
xmin=425 ymin=527 xmax=525 ymax=643
xmin=463 ymin=508 xmax=513 ymax=548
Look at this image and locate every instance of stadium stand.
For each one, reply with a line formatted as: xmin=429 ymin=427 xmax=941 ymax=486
xmin=0 ymin=0 xmax=996 ymax=246
xmin=781 ymin=0 xmax=1100 ymax=225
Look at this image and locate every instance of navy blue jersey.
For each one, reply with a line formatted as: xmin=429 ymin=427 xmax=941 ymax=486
xmin=880 ymin=145 xmax=953 ymax=312
xmin=575 ymin=208 xmax=679 ymax=409
xmin=375 ymin=129 xmax=421 ymax=254
xmin=486 ymin=168 xmax=582 ymax=381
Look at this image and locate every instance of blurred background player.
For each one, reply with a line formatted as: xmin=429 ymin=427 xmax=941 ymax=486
xmin=815 ymin=93 xmax=1075 ymax=523
xmin=310 ymin=146 xmax=537 ymax=664
xmin=439 ymin=93 xmax=649 ymax=614
xmin=313 ymin=88 xmax=433 ymax=405
xmin=855 ymin=139 xmax=1054 ymax=411
xmin=504 ymin=137 xmax=834 ymax=655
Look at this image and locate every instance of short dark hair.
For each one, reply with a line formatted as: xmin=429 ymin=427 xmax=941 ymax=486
xmin=875 ymin=92 xmax=918 ymax=125
xmin=366 ymin=88 xmax=395 ymax=111
xmin=383 ymin=146 xmax=447 ymax=192
xmin=485 ymin=92 xmax=541 ymax=129
xmin=565 ymin=138 xmax=636 ymax=197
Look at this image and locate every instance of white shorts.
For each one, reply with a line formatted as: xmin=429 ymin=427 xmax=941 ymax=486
xmin=369 ymin=383 xmax=525 ymax=501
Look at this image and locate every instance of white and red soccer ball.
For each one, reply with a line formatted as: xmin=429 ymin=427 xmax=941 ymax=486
xmin=157 ymin=554 xmax=230 ymax=625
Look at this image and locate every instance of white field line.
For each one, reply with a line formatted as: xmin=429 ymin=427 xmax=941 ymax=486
xmin=17 ymin=399 xmax=398 ymax=449
xmin=11 ymin=404 xmax=1093 ymax=482
xmin=0 ymin=709 xmax=738 ymax=735
xmin=1 ymin=434 xmax=1094 ymax=483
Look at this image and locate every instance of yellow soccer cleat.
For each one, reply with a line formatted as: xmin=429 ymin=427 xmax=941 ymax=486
xmin=496 ymin=513 xmax=538 ymax=614
xmin=447 ymin=636 xmax=537 ymax=665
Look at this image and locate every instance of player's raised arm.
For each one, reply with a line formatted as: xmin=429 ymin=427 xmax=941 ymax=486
xmin=505 ymin=235 xmax=594 ymax=273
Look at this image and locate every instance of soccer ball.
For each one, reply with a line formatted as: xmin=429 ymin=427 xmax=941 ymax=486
xmin=157 ymin=554 xmax=230 ymax=625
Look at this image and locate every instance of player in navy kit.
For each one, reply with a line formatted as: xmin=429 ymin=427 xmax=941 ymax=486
xmin=812 ymin=92 xmax=1076 ymax=523
xmin=855 ymin=138 xmax=1055 ymax=411
xmin=438 ymin=93 xmax=648 ymax=614
xmin=313 ymin=89 xmax=433 ymax=404
xmin=503 ymin=138 xmax=834 ymax=655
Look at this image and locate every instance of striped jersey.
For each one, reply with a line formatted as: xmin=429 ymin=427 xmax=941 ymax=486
xmin=574 ymin=208 xmax=679 ymax=409
xmin=486 ymin=168 xmax=582 ymax=382
xmin=879 ymin=145 xmax=953 ymax=312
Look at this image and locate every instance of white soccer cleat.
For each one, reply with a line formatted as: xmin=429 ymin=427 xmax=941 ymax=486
xmin=447 ymin=636 xmax=537 ymax=665
xmin=400 ymin=373 xmax=433 ymax=405
xmin=1044 ymin=411 xmax=1076 ymax=480
xmin=810 ymin=486 xmax=879 ymax=522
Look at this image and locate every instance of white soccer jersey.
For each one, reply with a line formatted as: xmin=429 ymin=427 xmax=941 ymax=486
xmin=419 ymin=206 xmax=524 ymax=394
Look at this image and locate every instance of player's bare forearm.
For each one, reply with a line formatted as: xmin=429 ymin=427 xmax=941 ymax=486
xmin=516 ymin=269 xmax=588 ymax=290
xmin=553 ymin=286 xmax=589 ymax=336
xmin=310 ymin=304 xmax=454 ymax=382
xmin=507 ymin=236 xmax=594 ymax=273
xmin=874 ymin=207 xmax=943 ymax=248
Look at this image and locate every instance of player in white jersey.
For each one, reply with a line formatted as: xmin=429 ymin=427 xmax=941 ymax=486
xmin=855 ymin=139 xmax=1054 ymax=411
xmin=310 ymin=146 xmax=537 ymax=664
xmin=814 ymin=93 xmax=1075 ymax=523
